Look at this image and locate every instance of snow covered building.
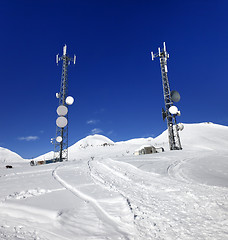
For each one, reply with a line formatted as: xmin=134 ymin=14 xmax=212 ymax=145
xmin=134 ymin=145 xmax=164 ymax=155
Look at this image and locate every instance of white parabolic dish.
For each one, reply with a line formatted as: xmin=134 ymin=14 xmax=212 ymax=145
xmin=56 ymin=136 xmax=63 ymax=143
xmin=66 ymin=96 xmax=74 ymax=105
xmin=56 ymin=117 xmax=68 ymax=128
xmin=57 ymin=105 xmax=68 ymax=116
xmin=169 ymin=106 xmax=178 ymax=115
xmin=178 ymin=123 xmax=184 ymax=131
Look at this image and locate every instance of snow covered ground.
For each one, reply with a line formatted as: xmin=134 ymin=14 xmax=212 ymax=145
xmin=0 ymin=122 xmax=228 ymax=239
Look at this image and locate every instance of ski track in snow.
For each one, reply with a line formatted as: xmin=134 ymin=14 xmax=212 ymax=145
xmin=167 ymin=157 xmax=195 ymax=184
xmin=89 ymin=158 xmax=228 ymax=240
xmin=52 ymin=162 xmax=134 ymax=239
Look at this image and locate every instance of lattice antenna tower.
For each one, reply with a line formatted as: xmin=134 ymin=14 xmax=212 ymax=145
xmin=151 ymin=42 xmax=182 ymax=150
xmin=54 ymin=45 xmax=76 ymax=161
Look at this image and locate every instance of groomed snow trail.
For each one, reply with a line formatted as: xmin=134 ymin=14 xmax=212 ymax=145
xmin=167 ymin=156 xmax=199 ymax=184
xmin=89 ymin=157 xmax=228 ymax=240
xmin=52 ymin=160 xmax=136 ymax=239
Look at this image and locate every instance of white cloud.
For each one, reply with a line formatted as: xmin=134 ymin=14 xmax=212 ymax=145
xmin=18 ymin=136 xmax=39 ymax=141
xmin=87 ymin=119 xmax=99 ymax=125
xmin=91 ymin=128 xmax=103 ymax=134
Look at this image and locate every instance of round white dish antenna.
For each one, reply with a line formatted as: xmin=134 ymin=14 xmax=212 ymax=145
xmin=57 ymin=105 xmax=68 ymax=116
xmin=66 ymin=96 xmax=74 ymax=105
xmin=169 ymin=106 xmax=178 ymax=115
xmin=177 ymin=123 xmax=184 ymax=131
xmin=56 ymin=116 xmax=68 ymax=128
xmin=56 ymin=93 xmax=60 ymax=98
xmin=56 ymin=136 xmax=63 ymax=143
xmin=171 ymin=90 xmax=180 ymax=102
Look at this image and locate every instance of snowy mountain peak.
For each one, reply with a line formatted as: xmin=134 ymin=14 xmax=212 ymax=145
xmin=73 ymin=134 xmax=114 ymax=149
xmin=0 ymin=147 xmax=24 ymax=163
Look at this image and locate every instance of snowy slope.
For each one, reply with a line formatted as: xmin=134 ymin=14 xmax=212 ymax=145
xmin=0 ymin=122 xmax=228 ymax=239
xmin=155 ymin=122 xmax=228 ymax=150
xmin=0 ymin=147 xmax=24 ymax=163
xmin=181 ymin=122 xmax=228 ymax=150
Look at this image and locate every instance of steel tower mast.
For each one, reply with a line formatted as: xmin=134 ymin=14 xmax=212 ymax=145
xmin=54 ymin=45 xmax=76 ymax=161
xmin=151 ymin=42 xmax=182 ymax=150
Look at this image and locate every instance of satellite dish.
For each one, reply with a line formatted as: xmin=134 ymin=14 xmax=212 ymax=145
xmin=56 ymin=116 xmax=68 ymax=128
xmin=177 ymin=123 xmax=184 ymax=131
xmin=177 ymin=111 xmax=181 ymax=116
xmin=169 ymin=106 xmax=178 ymax=115
xmin=56 ymin=93 xmax=60 ymax=99
xmin=66 ymin=96 xmax=74 ymax=105
xmin=171 ymin=90 xmax=180 ymax=102
xmin=57 ymin=105 xmax=68 ymax=116
xmin=56 ymin=136 xmax=63 ymax=143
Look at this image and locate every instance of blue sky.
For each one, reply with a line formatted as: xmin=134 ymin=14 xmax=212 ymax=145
xmin=1 ymin=0 xmax=228 ymax=158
